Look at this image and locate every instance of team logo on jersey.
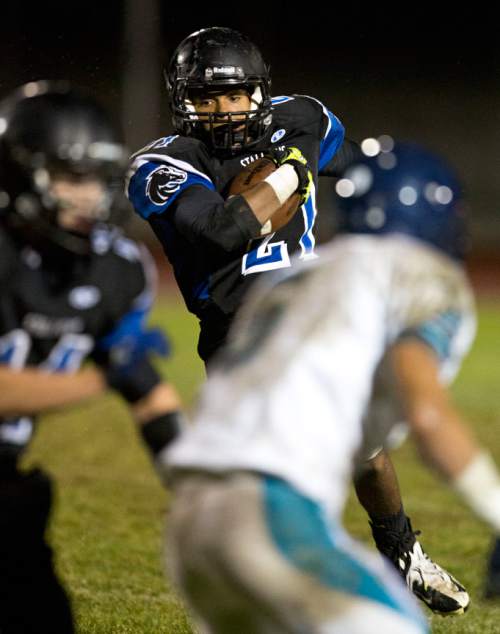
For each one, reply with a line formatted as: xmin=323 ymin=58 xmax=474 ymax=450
xmin=68 ymin=286 xmax=102 ymax=310
xmin=271 ymin=129 xmax=286 ymax=143
xmin=145 ymin=165 xmax=187 ymax=205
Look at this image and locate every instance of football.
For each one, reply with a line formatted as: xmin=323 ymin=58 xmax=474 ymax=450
xmin=228 ymin=157 xmax=301 ymax=235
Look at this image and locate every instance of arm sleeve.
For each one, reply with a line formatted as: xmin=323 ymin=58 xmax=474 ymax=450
xmin=282 ymin=95 xmax=345 ymax=171
xmin=297 ymin=96 xmax=345 ymax=170
xmin=318 ymin=109 xmax=345 ymax=171
xmin=154 ymin=186 xmax=262 ymax=252
xmin=319 ymin=138 xmax=363 ymax=177
xmin=127 ymin=151 xmax=262 ymax=252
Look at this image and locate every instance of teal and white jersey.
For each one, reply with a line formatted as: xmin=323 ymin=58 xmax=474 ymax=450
xmin=166 ymin=234 xmax=476 ymax=517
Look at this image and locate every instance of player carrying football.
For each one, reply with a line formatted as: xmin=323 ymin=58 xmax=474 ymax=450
xmin=127 ymin=26 xmax=468 ymax=614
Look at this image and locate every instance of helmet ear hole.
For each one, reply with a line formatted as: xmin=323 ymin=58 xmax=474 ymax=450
xmin=166 ymin=27 xmax=272 ymax=155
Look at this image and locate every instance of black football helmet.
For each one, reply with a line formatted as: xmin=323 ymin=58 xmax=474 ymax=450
xmin=0 ymin=81 xmax=128 ymax=255
xmin=166 ymin=27 xmax=272 ymax=156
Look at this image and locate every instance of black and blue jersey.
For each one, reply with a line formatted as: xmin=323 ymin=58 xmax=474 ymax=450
xmin=0 ymin=224 xmax=158 ymax=455
xmin=127 ymin=95 xmax=345 ymax=361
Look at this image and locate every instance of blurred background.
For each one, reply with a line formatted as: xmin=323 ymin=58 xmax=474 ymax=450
xmin=2 ymin=3 xmax=498 ymax=289
xmin=5 ymin=7 xmax=498 ymax=631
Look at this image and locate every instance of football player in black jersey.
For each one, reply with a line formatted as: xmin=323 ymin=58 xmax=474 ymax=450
xmin=127 ymin=27 xmax=468 ymax=615
xmin=0 ymin=82 xmax=182 ymax=634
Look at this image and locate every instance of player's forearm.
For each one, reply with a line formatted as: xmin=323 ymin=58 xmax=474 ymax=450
xmin=130 ymin=382 xmax=184 ymax=482
xmin=410 ymin=394 xmax=500 ymax=532
xmin=0 ymin=366 xmax=106 ymax=416
xmin=391 ymin=339 xmax=477 ymax=477
xmin=392 ymin=340 xmax=500 ymax=532
xmin=410 ymin=404 xmax=480 ymax=479
xmin=240 ymin=181 xmax=283 ymax=224
xmin=131 ymin=382 xmax=182 ymax=424
xmin=240 ymin=165 xmax=298 ymax=224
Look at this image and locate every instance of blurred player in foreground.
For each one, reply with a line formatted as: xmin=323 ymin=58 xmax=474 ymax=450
xmin=161 ymin=141 xmax=500 ymax=633
xmin=128 ymin=27 xmax=468 ymax=614
xmin=0 ymin=82 xmax=182 ymax=634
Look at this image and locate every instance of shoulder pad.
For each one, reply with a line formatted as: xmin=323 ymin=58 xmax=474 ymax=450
xmin=270 ymin=93 xmax=325 ymax=127
xmin=130 ymin=134 xmax=207 ymax=161
xmin=127 ymin=136 xmax=215 ymax=219
xmin=271 ymin=95 xmax=296 ymax=106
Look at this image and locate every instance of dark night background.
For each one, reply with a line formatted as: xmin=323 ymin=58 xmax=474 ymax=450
xmin=0 ymin=3 xmax=498 ymax=262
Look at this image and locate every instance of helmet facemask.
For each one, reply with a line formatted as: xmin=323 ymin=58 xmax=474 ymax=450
xmin=7 ymin=145 xmax=127 ymax=255
xmin=171 ymin=79 xmax=272 ymax=156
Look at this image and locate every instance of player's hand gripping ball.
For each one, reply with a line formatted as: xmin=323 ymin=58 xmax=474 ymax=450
xmin=228 ymin=157 xmax=302 ymax=235
xmin=270 ymin=146 xmax=313 ymax=206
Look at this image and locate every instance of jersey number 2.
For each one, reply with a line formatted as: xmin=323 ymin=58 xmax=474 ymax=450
xmin=241 ymin=234 xmax=291 ymax=276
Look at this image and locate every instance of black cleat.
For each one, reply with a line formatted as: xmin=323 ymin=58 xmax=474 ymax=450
xmin=370 ymin=517 xmax=470 ymax=616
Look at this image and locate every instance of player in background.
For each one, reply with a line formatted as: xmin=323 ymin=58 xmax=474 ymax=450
xmin=127 ymin=27 xmax=468 ymax=613
xmin=0 ymin=82 xmax=182 ymax=634
xmin=161 ymin=141 xmax=499 ymax=633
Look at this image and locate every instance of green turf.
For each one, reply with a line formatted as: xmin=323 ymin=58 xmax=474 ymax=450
xmin=23 ymin=297 xmax=500 ymax=633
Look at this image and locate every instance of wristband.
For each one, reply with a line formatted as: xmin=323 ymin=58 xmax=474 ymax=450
xmin=263 ymin=164 xmax=299 ymax=205
xmin=140 ymin=411 xmax=183 ymax=457
xmin=452 ymin=451 xmax=500 ymax=533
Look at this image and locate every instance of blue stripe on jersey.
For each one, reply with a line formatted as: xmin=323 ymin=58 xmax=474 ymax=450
xmin=319 ymin=111 xmax=345 ymax=171
xmin=271 ymin=95 xmax=295 ymax=105
xmin=400 ymin=310 xmax=461 ymax=361
xmin=128 ymin=160 xmax=215 ymax=219
xmin=299 ymin=185 xmax=317 ymax=258
xmin=193 ymin=279 xmax=210 ymax=301
xmin=263 ymin=476 xmax=428 ymax=629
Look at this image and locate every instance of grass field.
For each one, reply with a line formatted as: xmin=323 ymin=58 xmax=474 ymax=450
xmin=23 ymin=295 xmax=500 ymax=633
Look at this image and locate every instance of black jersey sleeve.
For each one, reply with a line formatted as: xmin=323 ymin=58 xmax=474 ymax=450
xmin=150 ymin=185 xmax=262 ymax=252
xmin=127 ymin=135 xmax=261 ymax=251
xmin=319 ymin=138 xmax=363 ymax=177
xmin=281 ymin=95 xmax=345 ymax=169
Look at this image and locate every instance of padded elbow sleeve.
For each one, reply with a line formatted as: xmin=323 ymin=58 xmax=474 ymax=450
xmin=224 ymin=194 xmax=262 ymax=241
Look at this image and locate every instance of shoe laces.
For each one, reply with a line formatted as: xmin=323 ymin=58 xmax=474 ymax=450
xmin=370 ymin=522 xmax=421 ymax=577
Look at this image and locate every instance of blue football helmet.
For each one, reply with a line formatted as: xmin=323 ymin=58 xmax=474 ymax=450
xmin=334 ymin=139 xmax=466 ymax=260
